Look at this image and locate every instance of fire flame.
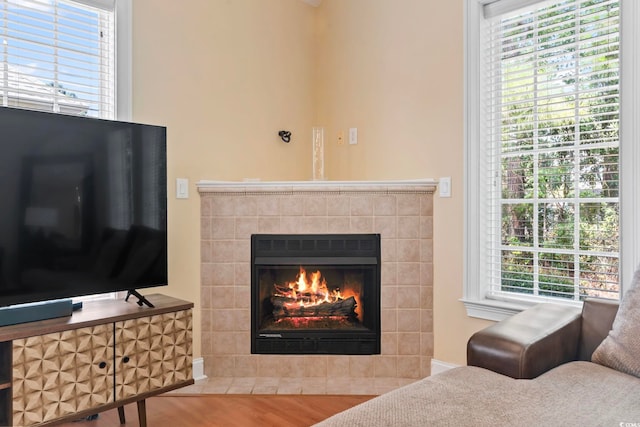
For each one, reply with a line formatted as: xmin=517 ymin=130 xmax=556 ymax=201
xmin=274 ymin=267 xmax=344 ymax=307
xmin=273 ymin=267 xmax=363 ymax=320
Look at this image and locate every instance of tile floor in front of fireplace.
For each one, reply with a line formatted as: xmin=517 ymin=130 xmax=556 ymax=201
xmin=169 ymin=376 xmax=418 ymax=396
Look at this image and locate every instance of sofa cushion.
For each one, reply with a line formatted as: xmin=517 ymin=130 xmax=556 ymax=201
xmin=313 ymin=362 xmax=640 ymax=426
xmin=314 ymin=366 xmax=537 ymax=427
xmin=592 ymin=265 xmax=640 ymax=378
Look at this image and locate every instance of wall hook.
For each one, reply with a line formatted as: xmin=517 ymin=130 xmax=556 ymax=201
xmin=278 ymin=130 xmax=292 ymax=143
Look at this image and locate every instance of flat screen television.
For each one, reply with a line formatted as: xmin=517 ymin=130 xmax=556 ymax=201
xmin=0 ymin=106 xmax=168 ymax=307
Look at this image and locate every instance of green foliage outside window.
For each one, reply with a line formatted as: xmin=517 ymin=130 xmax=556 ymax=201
xmin=496 ymin=0 xmax=620 ymax=300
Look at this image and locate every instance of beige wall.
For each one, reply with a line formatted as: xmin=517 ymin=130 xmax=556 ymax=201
xmin=131 ymin=0 xmax=317 ymax=358
xmin=131 ymin=0 xmax=492 ymax=366
xmin=315 ymin=0 xmax=493 ymax=365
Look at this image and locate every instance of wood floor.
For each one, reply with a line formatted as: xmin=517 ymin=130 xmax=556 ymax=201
xmin=59 ymin=394 xmax=374 ymax=427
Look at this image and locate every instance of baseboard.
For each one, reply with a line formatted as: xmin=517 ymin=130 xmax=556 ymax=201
xmin=192 ymin=357 xmax=207 ymax=382
xmin=430 ymin=359 xmax=460 ymax=376
xmin=193 ymin=357 xmax=456 ymax=381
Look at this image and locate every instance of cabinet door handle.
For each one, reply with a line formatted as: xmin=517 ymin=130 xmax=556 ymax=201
xmin=99 ymin=361 xmax=107 ymax=369
xmin=122 ymin=356 xmax=130 ymax=363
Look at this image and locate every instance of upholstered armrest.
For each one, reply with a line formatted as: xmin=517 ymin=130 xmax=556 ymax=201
xmin=578 ymin=298 xmax=618 ymax=361
xmin=467 ymin=303 xmax=582 ymax=379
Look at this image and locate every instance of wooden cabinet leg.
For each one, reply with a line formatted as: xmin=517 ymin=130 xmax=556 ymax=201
xmin=117 ymin=406 xmax=126 ymax=424
xmin=137 ymin=399 xmax=147 ymax=427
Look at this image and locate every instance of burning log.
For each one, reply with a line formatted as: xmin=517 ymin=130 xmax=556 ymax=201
xmin=271 ymin=295 xmax=357 ymax=320
xmin=273 ymin=284 xmax=327 ymax=301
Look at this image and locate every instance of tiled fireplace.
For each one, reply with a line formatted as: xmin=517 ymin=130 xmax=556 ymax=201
xmin=198 ymin=180 xmax=436 ymax=394
xmin=251 ymin=233 xmax=381 ymax=355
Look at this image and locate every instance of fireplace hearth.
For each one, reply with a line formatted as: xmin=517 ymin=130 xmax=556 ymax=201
xmin=251 ymin=234 xmax=381 ymax=355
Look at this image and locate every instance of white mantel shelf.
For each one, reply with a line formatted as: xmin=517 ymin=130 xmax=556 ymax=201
xmin=196 ymin=179 xmax=438 ymax=195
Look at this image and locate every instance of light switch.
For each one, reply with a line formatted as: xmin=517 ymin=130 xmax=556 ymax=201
xmin=176 ymin=178 xmax=189 ymax=199
xmin=349 ymin=128 xmax=358 ymax=145
xmin=439 ymin=177 xmax=451 ymax=198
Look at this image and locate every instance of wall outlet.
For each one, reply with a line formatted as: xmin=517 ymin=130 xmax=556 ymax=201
xmin=337 ymin=131 xmax=345 ymax=145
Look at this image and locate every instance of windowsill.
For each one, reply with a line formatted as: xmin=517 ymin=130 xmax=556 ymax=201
xmin=461 ymin=296 xmax=584 ymax=322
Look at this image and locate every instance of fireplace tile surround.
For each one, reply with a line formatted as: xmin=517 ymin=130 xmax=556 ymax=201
xmin=198 ymin=180 xmax=437 ymax=394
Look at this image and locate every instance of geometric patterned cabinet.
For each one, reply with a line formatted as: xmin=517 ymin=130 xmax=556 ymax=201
xmin=13 ymin=325 xmax=115 ymax=426
xmin=0 ymin=294 xmax=193 ymax=427
xmin=115 ymin=310 xmax=192 ymax=400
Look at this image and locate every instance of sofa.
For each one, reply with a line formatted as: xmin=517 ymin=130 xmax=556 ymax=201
xmin=315 ymin=283 xmax=640 ymax=426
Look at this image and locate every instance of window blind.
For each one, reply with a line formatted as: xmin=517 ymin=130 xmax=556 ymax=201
xmin=483 ymin=0 xmax=620 ymax=301
xmin=0 ymin=0 xmax=115 ymax=118
xmin=483 ymin=0 xmax=549 ymax=18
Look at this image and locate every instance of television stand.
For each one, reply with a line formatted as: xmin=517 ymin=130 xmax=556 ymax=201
xmin=0 ymin=293 xmax=193 ymax=427
xmin=125 ymin=289 xmax=155 ymax=308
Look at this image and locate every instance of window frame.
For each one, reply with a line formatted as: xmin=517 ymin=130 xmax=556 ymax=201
xmin=0 ymin=0 xmax=130 ymax=120
xmin=71 ymin=0 xmax=133 ymax=120
xmin=463 ymin=0 xmax=640 ymax=321
xmin=114 ymin=0 xmax=131 ymax=120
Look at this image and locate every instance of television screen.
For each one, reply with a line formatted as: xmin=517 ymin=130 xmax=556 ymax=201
xmin=0 ymin=107 xmax=167 ymax=307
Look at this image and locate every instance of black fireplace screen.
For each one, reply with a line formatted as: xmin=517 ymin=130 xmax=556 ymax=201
xmin=251 ymin=234 xmax=381 ymax=355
